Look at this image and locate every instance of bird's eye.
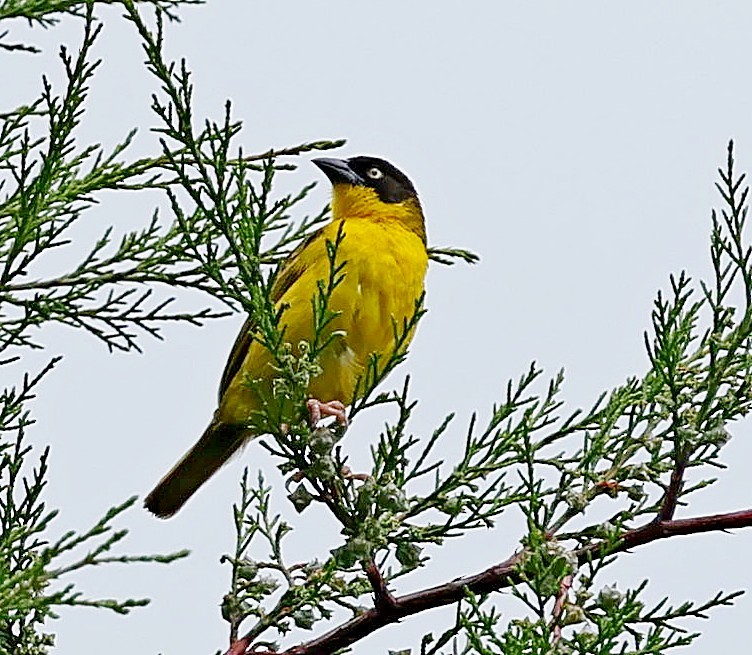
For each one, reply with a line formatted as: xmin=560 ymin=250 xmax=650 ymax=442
xmin=366 ymin=167 xmax=383 ymax=180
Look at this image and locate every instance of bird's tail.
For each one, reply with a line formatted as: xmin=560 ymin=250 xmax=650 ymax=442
xmin=144 ymin=420 xmax=246 ymax=518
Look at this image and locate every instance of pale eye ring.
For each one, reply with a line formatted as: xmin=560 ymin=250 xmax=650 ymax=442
xmin=366 ymin=167 xmax=383 ymax=180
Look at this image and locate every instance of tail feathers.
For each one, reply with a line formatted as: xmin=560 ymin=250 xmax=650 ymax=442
xmin=144 ymin=421 xmax=246 ymax=519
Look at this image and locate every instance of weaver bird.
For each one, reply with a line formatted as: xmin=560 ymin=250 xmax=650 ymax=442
xmin=144 ymin=156 xmax=428 ymax=518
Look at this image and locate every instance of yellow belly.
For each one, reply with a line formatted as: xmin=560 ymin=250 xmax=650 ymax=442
xmin=218 ymin=218 xmax=428 ymax=425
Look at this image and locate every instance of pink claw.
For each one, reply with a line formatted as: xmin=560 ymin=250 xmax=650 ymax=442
xmin=307 ymin=398 xmax=348 ymax=427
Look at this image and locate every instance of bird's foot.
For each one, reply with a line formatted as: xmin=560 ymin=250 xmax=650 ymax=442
xmin=307 ymin=398 xmax=348 ymax=427
xmin=341 ymin=465 xmax=370 ymax=481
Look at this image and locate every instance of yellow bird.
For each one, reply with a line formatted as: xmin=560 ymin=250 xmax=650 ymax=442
xmin=144 ymin=156 xmax=428 ymax=518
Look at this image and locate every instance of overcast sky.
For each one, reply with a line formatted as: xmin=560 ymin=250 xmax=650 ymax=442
xmin=4 ymin=2 xmax=752 ymax=654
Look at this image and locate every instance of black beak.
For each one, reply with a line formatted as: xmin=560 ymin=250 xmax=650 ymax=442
xmin=312 ymin=158 xmax=365 ymax=186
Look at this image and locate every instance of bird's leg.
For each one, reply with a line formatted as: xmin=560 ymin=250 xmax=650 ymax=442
xmin=307 ymin=398 xmax=348 ymax=427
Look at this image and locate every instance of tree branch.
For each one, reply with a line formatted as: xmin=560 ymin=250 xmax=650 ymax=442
xmin=364 ymin=559 xmax=399 ymax=614
xmin=619 ymin=508 xmax=752 ymax=549
xmin=659 ymin=457 xmax=687 ymax=521
xmin=227 ymin=507 xmax=752 ymax=655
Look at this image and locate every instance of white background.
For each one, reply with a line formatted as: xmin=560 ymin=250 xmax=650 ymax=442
xmin=3 ymin=2 xmax=752 ymax=653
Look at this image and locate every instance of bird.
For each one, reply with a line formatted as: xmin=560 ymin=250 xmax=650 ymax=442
xmin=144 ymin=156 xmax=428 ymax=518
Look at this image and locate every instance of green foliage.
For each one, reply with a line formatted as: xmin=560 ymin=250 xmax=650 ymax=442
xmin=447 ymin=581 xmax=741 ymax=655
xmin=221 ymin=471 xmax=372 ymax=647
xmin=0 ymin=356 xmax=190 ymax=652
xmin=0 ymin=0 xmax=336 ymax=650
xmin=0 ymin=3 xmax=218 ymax=651
xmin=0 ymin=0 xmax=195 ymax=40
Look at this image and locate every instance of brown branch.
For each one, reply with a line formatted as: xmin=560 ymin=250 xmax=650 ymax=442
xmin=227 ymin=507 xmax=752 ymax=655
xmin=659 ymin=456 xmax=687 ymax=521
xmin=620 ymin=507 xmax=752 ymax=549
xmin=364 ymin=559 xmax=398 ymax=614
xmin=226 ymin=640 xmax=257 ymax=655
xmin=282 ymin=553 xmax=526 ymax=655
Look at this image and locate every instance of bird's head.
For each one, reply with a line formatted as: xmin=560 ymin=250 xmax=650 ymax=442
xmin=313 ymin=156 xmax=425 ymax=243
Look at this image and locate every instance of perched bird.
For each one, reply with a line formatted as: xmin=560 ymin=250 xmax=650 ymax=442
xmin=144 ymin=156 xmax=428 ymax=518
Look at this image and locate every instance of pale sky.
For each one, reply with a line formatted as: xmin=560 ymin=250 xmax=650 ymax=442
xmin=4 ymin=2 xmax=752 ymax=653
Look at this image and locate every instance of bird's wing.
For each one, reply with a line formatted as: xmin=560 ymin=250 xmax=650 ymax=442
xmin=217 ymin=228 xmax=326 ymax=401
xmin=218 ymin=315 xmax=254 ymax=402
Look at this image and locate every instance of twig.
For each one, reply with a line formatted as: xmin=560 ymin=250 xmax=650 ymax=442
xmin=550 ymin=574 xmax=573 ymax=644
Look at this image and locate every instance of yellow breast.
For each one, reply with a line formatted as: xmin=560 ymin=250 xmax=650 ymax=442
xmin=219 ymin=208 xmax=427 ymax=425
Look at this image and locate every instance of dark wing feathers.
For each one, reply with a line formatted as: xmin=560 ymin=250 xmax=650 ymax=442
xmin=218 ymin=315 xmax=254 ymax=401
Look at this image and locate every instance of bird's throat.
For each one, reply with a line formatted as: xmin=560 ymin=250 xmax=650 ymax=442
xmin=331 ymin=184 xmax=426 ymax=244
